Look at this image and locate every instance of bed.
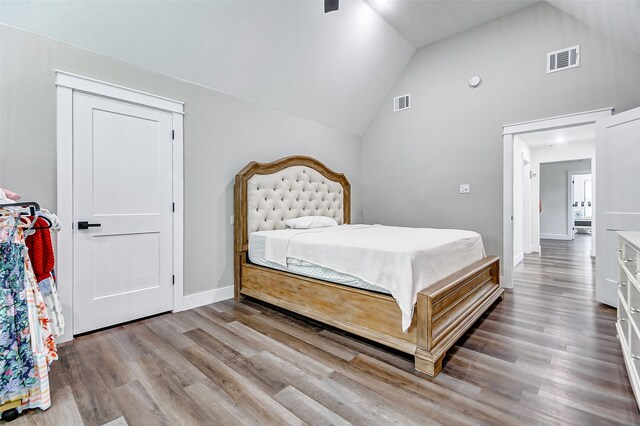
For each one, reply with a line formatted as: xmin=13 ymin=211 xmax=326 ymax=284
xmin=234 ymin=155 xmax=504 ymax=376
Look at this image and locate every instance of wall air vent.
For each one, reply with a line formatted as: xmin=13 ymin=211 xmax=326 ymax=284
xmin=393 ymin=94 xmax=410 ymax=112
xmin=547 ymin=45 xmax=580 ymax=73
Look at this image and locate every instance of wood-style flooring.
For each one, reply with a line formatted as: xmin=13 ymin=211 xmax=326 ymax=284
xmin=11 ymin=235 xmax=640 ymax=425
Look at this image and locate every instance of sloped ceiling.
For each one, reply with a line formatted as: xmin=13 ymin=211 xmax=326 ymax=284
xmin=364 ymin=0 xmax=640 ymax=53
xmin=364 ymin=0 xmax=537 ymax=48
xmin=1 ymin=1 xmax=638 ymax=136
xmin=0 ymin=0 xmax=415 ymax=135
xmin=547 ymin=1 xmax=640 ymax=55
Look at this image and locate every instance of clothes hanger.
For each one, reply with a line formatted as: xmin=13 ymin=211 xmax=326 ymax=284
xmin=0 ymin=214 xmax=32 ymax=229
xmin=0 ymin=202 xmax=52 ymax=230
xmin=30 ymin=213 xmax=53 ymax=230
xmin=0 ymin=201 xmax=53 ymax=229
xmin=0 ymin=201 xmax=40 ymax=216
xmin=0 ymin=202 xmax=45 ymax=231
xmin=40 ymin=209 xmax=61 ymax=231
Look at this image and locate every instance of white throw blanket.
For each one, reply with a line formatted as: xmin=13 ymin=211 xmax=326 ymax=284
xmin=256 ymin=224 xmax=485 ymax=331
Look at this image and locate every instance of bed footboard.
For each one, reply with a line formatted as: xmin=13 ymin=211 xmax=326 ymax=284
xmin=415 ymin=256 xmax=502 ymax=376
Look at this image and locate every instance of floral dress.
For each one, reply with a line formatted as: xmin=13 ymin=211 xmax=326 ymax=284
xmin=37 ymin=276 xmax=64 ymax=338
xmin=0 ymin=224 xmax=36 ymax=398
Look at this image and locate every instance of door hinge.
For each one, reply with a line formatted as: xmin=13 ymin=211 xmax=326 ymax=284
xmin=172 ymin=130 xmax=175 ymax=140
xmin=172 ymin=202 xmax=175 ymax=212
xmin=172 ymin=275 xmax=175 ymax=285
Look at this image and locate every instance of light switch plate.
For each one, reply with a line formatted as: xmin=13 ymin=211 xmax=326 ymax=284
xmin=230 ymin=215 xmax=234 ymax=225
xmin=460 ymin=184 xmax=470 ymax=194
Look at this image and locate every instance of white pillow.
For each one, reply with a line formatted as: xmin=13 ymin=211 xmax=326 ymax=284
xmin=285 ymin=216 xmax=338 ymax=229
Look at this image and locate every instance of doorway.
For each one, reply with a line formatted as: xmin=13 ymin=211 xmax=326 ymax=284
xmin=502 ymin=108 xmax=612 ymax=289
xmin=538 ymin=159 xmax=592 ymax=242
xmin=570 ymin=171 xmax=593 ymax=236
xmin=56 ymin=71 xmax=185 ymax=340
xmin=514 ymin=129 xmax=594 ymax=260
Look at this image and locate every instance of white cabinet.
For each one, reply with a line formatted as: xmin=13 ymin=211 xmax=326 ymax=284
xmin=617 ymin=231 xmax=640 ymax=410
xmin=596 ymin=107 xmax=640 ymax=307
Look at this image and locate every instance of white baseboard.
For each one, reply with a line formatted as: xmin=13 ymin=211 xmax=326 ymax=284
xmin=500 ymin=275 xmax=513 ymax=288
xmin=55 ymin=333 xmax=73 ymax=344
xmin=514 ymin=252 xmax=524 ymax=266
xmin=174 ymin=285 xmax=234 ymax=312
xmin=57 ymin=286 xmax=234 ymax=343
xmin=540 ymin=233 xmax=572 ymax=241
xmin=530 ymin=244 xmax=541 ymax=253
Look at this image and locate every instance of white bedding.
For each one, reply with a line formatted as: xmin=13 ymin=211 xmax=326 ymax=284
xmin=249 ymin=233 xmax=391 ymax=294
xmin=250 ymin=224 xmax=485 ymax=331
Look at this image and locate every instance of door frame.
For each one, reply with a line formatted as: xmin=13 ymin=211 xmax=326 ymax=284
xmin=568 ymin=169 xmax=592 ymax=240
xmin=55 ymin=70 xmax=184 ymax=342
xmin=513 ymin=152 xmax=531 ymax=268
xmin=513 ymin=152 xmax=530 ymax=266
xmin=502 ymin=107 xmax=612 ymax=289
xmin=522 ymin=155 xmax=531 ymax=256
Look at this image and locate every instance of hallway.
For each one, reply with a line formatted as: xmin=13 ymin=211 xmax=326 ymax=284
xmin=515 ymin=234 xmax=594 ymax=297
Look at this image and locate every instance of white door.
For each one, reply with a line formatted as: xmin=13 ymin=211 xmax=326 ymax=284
xmin=595 ymin=106 xmax=640 ymax=307
xmin=73 ymin=92 xmax=174 ymax=334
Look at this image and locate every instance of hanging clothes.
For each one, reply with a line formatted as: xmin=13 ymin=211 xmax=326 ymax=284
xmin=0 ymin=204 xmax=63 ymax=416
xmin=25 ymin=217 xmax=55 ymax=283
xmin=34 ymin=277 xmax=64 ymax=338
xmin=22 ymin=257 xmax=52 ymax=411
xmin=25 ymin=215 xmax=64 ymax=338
xmin=0 ymin=221 xmax=36 ymax=399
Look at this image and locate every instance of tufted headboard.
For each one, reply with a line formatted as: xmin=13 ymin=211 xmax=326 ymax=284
xmin=234 ymin=156 xmax=351 ymax=255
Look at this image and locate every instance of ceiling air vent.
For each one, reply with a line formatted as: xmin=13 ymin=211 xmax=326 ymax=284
xmin=547 ymin=45 xmax=579 ymax=73
xmin=393 ymin=94 xmax=410 ymax=112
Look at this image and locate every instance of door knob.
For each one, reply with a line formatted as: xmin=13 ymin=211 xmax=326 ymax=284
xmin=78 ymin=221 xmax=101 ymax=230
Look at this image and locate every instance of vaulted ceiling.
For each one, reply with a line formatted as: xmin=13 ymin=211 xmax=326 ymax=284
xmin=364 ymin=0 xmax=537 ymax=48
xmin=0 ymin=0 xmax=415 ymax=135
xmin=1 ymin=1 xmax=638 ymax=135
xmin=368 ymin=0 xmax=640 ymax=55
xmin=548 ymin=0 xmax=640 ymax=55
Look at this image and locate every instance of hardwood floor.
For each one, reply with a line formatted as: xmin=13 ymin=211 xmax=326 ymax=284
xmin=12 ymin=235 xmax=640 ymax=425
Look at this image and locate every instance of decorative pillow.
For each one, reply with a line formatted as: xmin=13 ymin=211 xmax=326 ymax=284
xmin=285 ymin=216 xmax=338 ymax=229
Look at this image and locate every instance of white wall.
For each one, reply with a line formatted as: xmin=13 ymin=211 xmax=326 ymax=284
xmin=360 ymin=2 xmax=640 ymax=265
xmin=539 ymin=159 xmax=591 ymax=239
xmin=0 ymin=25 xmax=362 ymax=296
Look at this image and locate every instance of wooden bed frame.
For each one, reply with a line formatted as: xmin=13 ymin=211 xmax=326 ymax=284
xmin=234 ymin=155 xmax=504 ymax=376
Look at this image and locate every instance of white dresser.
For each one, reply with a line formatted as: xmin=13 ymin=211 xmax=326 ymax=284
xmin=617 ymin=231 xmax=640 ymax=409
